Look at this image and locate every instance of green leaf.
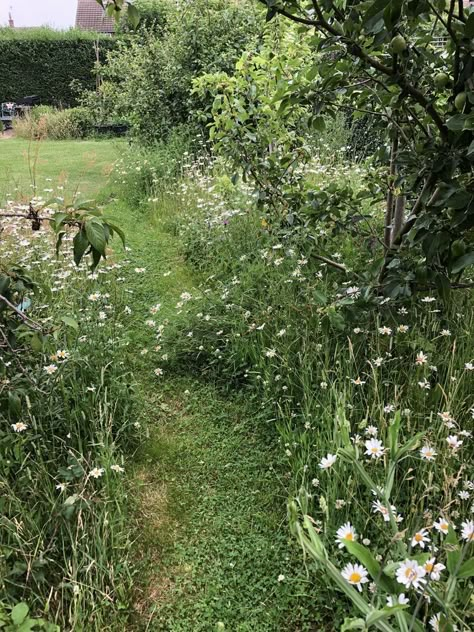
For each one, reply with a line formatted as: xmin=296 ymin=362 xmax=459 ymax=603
xmin=465 ymin=12 xmax=474 ymax=38
xmin=51 ymin=212 xmax=67 ymax=231
xmin=73 ymin=229 xmax=89 ymax=266
xmin=446 ymin=526 xmax=460 ymax=574
xmin=55 ymin=230 xmax=66 ymax=257
xmin=91 ymin=247 xmax=102 ymax=271
xmin=106 ymin=222 xmax=126 ymax=248
xmin=446 ymin=114 xmax=466 ymax=131
xmin=8 ymin=391 xmax=21 ymax=416
xmin=383 ymin=0 xmax=403 ymax=31
xmin=30 ymin=334 xmax=43 ymax=352
xmin=11 ymin=603 xmax=29 ymax=625
xmin=0 ymin=274 xmax=10 ymax=295
xmin=458 ymin=557 xmax=474 ymax=579
xmin=127 ymin=3 xmax=140 ymax=29
xmin=311 ymin=116 xmax=326 ymax=132
xmin=85 ymin=220 xmax=107 ymax=256
xmin=343 ymin=541 xmax=395 ymax=592
xmin=341 ymin=618 xmax=365 ymax=631
xmin=396 ymin=432 xmax=423 ymax=459
xmin=388 ymin=411 xmax=401 ymax=455
xmin=366 ymin=604 xmax=408 ymax=626
xmin=435 ymin=272 xmax=450 ymax=303
xmin=363 ymin=0 xmax=391 ymax=22
xmin=61 ymin=316 xmax=79 ymax=331
xmin=313 ymin=289 xmax=328 ymax=305
xmin=451 ymin=252 xmax=474 ymax=274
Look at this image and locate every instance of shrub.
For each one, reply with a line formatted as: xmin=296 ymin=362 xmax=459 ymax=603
xmin=13 ymin=107 xmax=95 ymax=140
xmin=0 ymin=28 xmax=116 ymax=106
xmin=112 ymin=126 xmax=197 ymax=207
xmin=91 ymin=0 xmax=261 ymax=142
xmin=0 ymin=602 xmax=58 ymax=630
xmin=118 ymin=0 xmax=170 ymax=33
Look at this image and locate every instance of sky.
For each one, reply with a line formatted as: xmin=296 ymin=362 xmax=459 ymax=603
xmin=0 ymin=0 xmax=77 ymax=29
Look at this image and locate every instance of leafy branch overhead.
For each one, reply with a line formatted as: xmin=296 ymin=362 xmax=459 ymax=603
xmin=3 ymin=202 xmax=125 ymax=271
xmin=95 ymin=0 xmax=141 ymax=28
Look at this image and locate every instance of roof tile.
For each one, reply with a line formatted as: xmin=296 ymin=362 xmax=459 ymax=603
xmin=75 ymin=0 xmax=115 ymax=34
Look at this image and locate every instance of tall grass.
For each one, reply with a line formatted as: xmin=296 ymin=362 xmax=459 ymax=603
xmin=0 ymin=171 xmax=137 ymax=629
xmin=114 ymin=147 xmax=474 ymax=628
xmin=13 ymin=107 xmax=94 ymax=141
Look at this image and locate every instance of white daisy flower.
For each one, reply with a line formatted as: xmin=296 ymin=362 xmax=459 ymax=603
xmin=396 ymin=559 xmax=426 ymax=589
xmin=11 ymin=422 xmax=28 ymax=433
xmin=461 ymin=520 xmax=474 ymax=542
xmin=415 ymin=351 xmax=428 ymax=365
xmin=335 ymin=522 xmax=357 ymax=548
xmin=411 ymin=529 xmax=430 ymax=549
xmin=423 ymin=558 xmax=445 ymax=581
xmin=420 ymin=445 xmax=437 ymax=461
xmin=386 ymin=593 xmax=409 ymax=607
xmin=365 ymin=438 xmax=385 ymax=459
xmin=446 ymin=435 xmax=463 ymax=451
xmin=433 ymin=518 xmax=452 ymax=535
xmin=341 ymin=563 xmax=369 ymax=592
xmin=89 ymin=467 xmax=105 ymax=479
xmin=319 ymin=453 xmax=337 ymax=469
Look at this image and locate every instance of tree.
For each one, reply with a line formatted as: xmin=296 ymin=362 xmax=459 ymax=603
xmin=208 ymin=0 xmax=474 ymax=296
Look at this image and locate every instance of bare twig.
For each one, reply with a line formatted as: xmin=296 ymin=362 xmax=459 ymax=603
xmin=0 ymin=294 xmax=42 ymax=330
xmin=0 ymin=326 xmax=46 ymax=393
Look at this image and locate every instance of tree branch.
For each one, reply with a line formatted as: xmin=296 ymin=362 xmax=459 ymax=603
xmin=311 ymin=253 xmax=350 ymax=274
xmin=0 ymin=294 xmax=42 ymax=330
xmin=384 ymin=132 xmax=398 ymax=249
xmin=258 ymin=0 xmax=449 ymax=142
xmin=378 ymin=174 xmax=440 ymax=281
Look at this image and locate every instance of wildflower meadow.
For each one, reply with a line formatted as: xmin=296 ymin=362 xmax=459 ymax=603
xmin=1 ymin=0 xmax=473 ymax=630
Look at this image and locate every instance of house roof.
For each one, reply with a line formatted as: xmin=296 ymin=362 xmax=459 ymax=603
xmin=75 ymin=0 xmax=115 ymax=34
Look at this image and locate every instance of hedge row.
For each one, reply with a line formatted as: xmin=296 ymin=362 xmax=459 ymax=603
xmin=0 ymin=32 xmax=116 ymax=106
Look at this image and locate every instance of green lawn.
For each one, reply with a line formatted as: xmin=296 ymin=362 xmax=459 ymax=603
xmin=0 ymin=138 xmax=122 ymax=203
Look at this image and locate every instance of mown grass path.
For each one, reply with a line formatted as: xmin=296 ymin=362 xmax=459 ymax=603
xmin=112 ymin=202 xmax=319 ymax=631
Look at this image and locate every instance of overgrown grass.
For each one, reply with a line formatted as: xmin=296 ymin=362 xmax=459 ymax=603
xmin=115 ymin=147 xmax=474 ymax=629
xmin=1 ymin=138 xmax=339 ymax=631
xmin=0 ymin=140 xmax=136 ymax=629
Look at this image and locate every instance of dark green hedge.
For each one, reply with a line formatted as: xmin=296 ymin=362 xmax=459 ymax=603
xmin=0 ymin=36 xmax=116 ymax=106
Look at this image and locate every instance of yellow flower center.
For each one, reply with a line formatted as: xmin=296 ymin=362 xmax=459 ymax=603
xmin=349 ymin=572 xmax=361 ymax=583
xmin=441 ymin=523 xmax=448 ymax=531
xmin=415 ymin=533 xmax=423 ymax=542
xmin=425 ymin=563 xmax=433 ymax=572
xmin=345 ymin=533 xmax=354 ymax=541
xmin=405 ymin=568 xmax=416 ymax=580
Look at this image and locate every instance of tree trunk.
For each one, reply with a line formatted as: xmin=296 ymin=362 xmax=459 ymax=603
xmin=384 ymin=133 xmax=398 ymax=250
